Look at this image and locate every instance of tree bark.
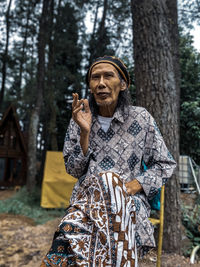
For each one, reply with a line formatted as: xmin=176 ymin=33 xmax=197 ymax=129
xmin=86 ymin=0 xmax=108 ymax=97
xmin=164 ymin=0 xmax=181 ymax=252
xmin=26 ymin=0 xmax=50 ymax=192
xmin=17 ymin=2 xmax=32 ymax=99
xmin=92 ymin=1 xmax=100 ymax=37
xmin=0 ymin=0 xmax=12 ymax=106
xmin=131 ymin=0 xmax=181 ymax=253
xmin=47 ymin=0 xmax=58 ymax=151
xmin=88 ymin=0 xmax=107 ymax=66
xmin=98 ymin=0 xmax=108 ymax=41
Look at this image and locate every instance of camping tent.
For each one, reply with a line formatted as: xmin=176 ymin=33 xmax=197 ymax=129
xmin=41 ymin=151 xmax=77 ymax=208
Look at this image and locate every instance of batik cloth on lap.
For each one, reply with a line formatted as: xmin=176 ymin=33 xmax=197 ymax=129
xmin=41 ymin=172 xmax=137 ymax=267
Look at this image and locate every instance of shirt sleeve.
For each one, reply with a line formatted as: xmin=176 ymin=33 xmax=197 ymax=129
xmin=63 ymin=119 xmax=92 ymax=179
xmin=135 ymin=111 xmax=176 ymax=200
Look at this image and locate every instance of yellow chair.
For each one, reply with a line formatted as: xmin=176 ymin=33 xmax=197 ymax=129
xmin=149 ymin=185 xmax=165 ymax=267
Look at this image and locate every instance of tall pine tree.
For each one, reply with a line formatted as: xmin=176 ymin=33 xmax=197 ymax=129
xmin=131 ymin=0 xmax=181 ymax=253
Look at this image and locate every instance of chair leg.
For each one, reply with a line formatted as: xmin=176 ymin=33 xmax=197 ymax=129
xmin=156 ymin=223 xmax=163 ymax=267
xmin=156 ymin=186 xmax=165 ymax=267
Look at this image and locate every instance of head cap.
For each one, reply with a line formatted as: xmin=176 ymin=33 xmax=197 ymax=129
xmin=86 ymin=55 xmax=130 ymax=88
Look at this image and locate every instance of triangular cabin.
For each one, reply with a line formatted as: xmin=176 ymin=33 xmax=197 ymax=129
xmin=0 ymin=105 xmax=27 ymax=187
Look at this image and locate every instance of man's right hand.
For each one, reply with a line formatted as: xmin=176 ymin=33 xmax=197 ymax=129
xmin=72 ymin=93 xmax=92 ymax=134
xmin=72 ymin=93 xmax=92 ymax=156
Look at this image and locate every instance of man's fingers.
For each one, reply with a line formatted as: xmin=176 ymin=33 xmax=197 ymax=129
xmin=72 ymin=93 xmax=79 ymax=109
xmin=76 ymin=99 xmax=84 ymax=108
xmin=125 ymin=185 xmax=131 ymax=195
xmin=73 ymin=97 xmax=84 ymax=110
xmin=72 ymin=105 xmax=83 ymax=115
xmin=72 ymin=95 xmax=90 ymax=116
xmin=72 ymin=94 xmax=77 ymax=109
xmin=125 ymin=183 xmax=131 ymax=193
xmin=83 ymin=99 xmax=91 ymax=113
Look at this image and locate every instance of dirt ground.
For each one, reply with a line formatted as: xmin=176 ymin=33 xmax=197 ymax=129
xmin=0 ymin=213 xmax=61 ymax=267
xmin=0 ymin=190 xmax=200 ymax=267
xmin=0 ymin=189 xmax=16 ymax=200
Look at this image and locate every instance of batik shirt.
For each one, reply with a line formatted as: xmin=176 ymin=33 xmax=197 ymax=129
xmin=63 ymin=105 xmax=176 ymax=249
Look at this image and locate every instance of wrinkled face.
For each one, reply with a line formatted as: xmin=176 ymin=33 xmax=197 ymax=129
xmin=89 ymin=63 xmax=126 ymax=109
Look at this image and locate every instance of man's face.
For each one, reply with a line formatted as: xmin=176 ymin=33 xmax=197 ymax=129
xmin=89 ymin=63 xmax=126 ymax=110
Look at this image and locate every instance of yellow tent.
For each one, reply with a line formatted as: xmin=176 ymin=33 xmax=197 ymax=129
xmin=41 ymin=151 xmax=77 ymax=208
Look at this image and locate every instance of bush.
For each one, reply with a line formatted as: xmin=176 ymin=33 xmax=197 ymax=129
xmin=0 ymin=187 xmax=65 ymax=224
xmin=181 ymin=203 xmax=200 ymax=259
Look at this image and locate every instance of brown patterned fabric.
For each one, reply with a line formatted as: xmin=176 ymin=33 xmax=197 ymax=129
xmin=41 ymin=172 xmax=137 ymax=266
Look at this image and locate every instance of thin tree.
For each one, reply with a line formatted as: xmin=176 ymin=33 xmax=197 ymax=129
xmin=26 ymin=0 xmax=50 ymax=192
xmin=16 ymin=1 xmax=34 ymax=98
xmin=86 ymin=0 xmax=114 ymax=97
xmin=46 ymin=0 xmax=58 ymax=151
xmin=0 ymin=0 xmax=12 ymax=106
xmin=131 ymin=0 xmax=181 ymax=253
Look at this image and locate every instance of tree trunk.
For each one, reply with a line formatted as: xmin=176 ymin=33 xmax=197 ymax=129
xmin=26 ymin=0 xmax=50 ymax=192
xmin=131 ymin=0 xmax=181 ymax=253
xmin=17 ymin=2 xmax=32 ymax=99
xmin=92 ymin=1 xmax=100 ymax=37
xmin=47 ymin=0 xmax=58 ymax=151
xmin=166 ymin=0 xmax=180 ymax=131
xmin=164 ymin=0 xmax=181 ymax=252
xmin=0 ymin=0 xmax=12 ymax=106
xmin=98 ymin=0 xmax=108 ymax=42
xmin=26 ymin=109 xmax=39 ymax=191
xmin=88 ymin=0 xmax=107 ymax=66
xmin=85 ymin=2 xmax=100 ymax=98
xmin=86 ymin=0 xmax=108 ymax=97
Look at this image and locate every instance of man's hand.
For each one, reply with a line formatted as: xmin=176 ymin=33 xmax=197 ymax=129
xmin=72 ymin=93 xmax=92 ymax=155
xmin=72 ymin=93 xmax=92 ymax=134
xmin=125 ymin=179 xmax=143 ymax=195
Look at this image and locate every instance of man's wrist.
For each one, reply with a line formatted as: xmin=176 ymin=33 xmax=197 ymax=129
xmin=80 ymin=129 xmax=90 ymax=137
xmin=80 ymin=130 xmax=90 ymax=156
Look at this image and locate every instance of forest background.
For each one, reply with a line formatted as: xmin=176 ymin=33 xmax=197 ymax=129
xmin=0 ymin=0 xmax=200 ymax=256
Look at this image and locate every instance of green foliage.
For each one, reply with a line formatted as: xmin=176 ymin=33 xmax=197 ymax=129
xmin=0 ymin=187 xmax=65 ymax=224
xmin=179 ymin=0 xmax=200 ymax=29
xmin=87 ymin=0 xmax=133 ymax=66
xmin=180 ymin=101 xmax=200 ymax=163
xmin=180 ymin=32 xmax=200 ymax=102
xmin=182 ymin=204 xmax=200 ymax=258
xmin=180 ymin=30 xmax=200 ymax=164
xmin=121 ymin=56 xmax=136 ymax=104
xmin=52 ymin=2 xmax=83 ymax=150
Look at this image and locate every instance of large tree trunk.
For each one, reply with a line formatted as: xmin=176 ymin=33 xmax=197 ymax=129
xmin=131 ymin=0 xmax=181 ymax=253
xmin=0 ymin=0 xmax=12 ymax=106
xmin=26 ymin=0 xmax=50 ymax=192
xmin=164 ymin=0 xmax=181 ymax=252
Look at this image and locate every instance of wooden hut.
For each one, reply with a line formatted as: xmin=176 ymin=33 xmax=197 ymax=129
xmin=0 ymin=105 xmax=27 ymax=187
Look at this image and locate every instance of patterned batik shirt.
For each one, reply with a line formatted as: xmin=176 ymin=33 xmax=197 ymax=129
xmin=63 ymin=105 xmax=176 ymax=250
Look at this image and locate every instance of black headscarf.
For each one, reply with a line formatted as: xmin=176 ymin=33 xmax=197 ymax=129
xmin=86 ymin=55 xmax=130 ymax=88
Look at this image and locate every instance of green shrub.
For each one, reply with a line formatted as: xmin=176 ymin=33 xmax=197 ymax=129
xmin=181 ymin=204 xmax=200 ymax=259
xmin=0 ymin=187 xmax=65 ymax=224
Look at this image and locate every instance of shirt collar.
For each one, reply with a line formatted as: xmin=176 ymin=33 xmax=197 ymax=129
xmin=93 ymin=105 xmax=129 ymax=124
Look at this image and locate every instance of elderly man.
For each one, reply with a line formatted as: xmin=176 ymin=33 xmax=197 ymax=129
xmin=41 ymin=56 xmax=176 ymax=267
